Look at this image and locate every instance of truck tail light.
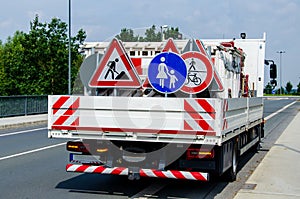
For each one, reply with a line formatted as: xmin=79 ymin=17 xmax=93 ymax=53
xmin=67 ymin=141 xmax=90 ymax=153
xmin=96 ymin=148 xmax=108 ymax=153
xmin=186 ymin=147 xmax=215 ymax=160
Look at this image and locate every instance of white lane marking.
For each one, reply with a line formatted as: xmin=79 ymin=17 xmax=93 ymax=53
xmin=0 ymin=142 xmax=66 ymax=161
xmin=265 ymin=101 xmax=297 ymax=121
xmin=0 ymin=127 xmax=47 ymax=137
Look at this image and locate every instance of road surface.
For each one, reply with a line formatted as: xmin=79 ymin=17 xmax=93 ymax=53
xmin=0 ymin=98 xmax=299 ymax=199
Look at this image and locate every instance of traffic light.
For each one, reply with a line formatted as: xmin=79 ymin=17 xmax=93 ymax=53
xmin=270 ymin=64 xmax=277 ymax=79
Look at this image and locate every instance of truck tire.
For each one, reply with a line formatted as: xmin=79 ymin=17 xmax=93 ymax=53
xmin=224 ymin=141 xmax=238 ymax=182
xmin=251 ymin=125 xmax=262 ymax=153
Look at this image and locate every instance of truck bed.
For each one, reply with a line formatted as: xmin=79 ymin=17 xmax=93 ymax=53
xmin=48 ymin=95 xmax=263 ymax=145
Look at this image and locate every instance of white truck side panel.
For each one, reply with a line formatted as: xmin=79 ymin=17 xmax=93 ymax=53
xmin=48 ymin=96 xmax=263 ymax=145
xmin=49 ymin=96 xmax=220 ymax=133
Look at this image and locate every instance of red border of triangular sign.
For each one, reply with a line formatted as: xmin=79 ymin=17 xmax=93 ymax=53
xmin=143 ymin=38 xmax=180 ymax=89
xmin=142 ymin=78 xmax=152 ymax=89
xmin=162 ymin=38 xmax=180 ymax=54
xmin=89 ymin=38 xmax=141 ymax=88
xmin=195 ymin=39 xmax=224 ymax=91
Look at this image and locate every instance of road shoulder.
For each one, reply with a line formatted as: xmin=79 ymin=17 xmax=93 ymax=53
xmin=234 ymin=111 xmax=300 ymax=199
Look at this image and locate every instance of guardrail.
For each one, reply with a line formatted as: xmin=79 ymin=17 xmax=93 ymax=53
xmin=0 ymin=95 xmax=48 ymax=118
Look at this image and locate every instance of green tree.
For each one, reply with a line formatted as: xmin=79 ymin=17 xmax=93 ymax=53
xmin=275 ymin=87 xmax=285 ymax=95
xmin=0 ymin=31 xmax=26 ymax=95
xmin=116 ymin=28 xmax=139 ymax=42
xmin=142 ymin=25 xmax=162 ymax=42
xmin=297 ymin=82 xmax=300 ymax=94
xmin=285 ymin=81 xmax=293 ymax=94
xmin=0 ymin=15 xmax=86 ymax=95
xmin=164 ymin=27 xmax=182 ymax=40
xmin=264 ymin=83 xmax=273 ymax=94
xmin=115 ymin=25 xmax=182 ymax=42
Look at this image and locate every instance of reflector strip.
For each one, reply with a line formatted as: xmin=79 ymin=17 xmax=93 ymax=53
xmin=66 ymin=164 xmax=209 ymax=181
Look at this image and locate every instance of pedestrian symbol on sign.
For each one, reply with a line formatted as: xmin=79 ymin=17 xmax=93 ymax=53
xmin=169 ymin=70 xmax=178 ymax=88
xmin=181 ymin=51 xmax=214 ymax=94
xmin=186 ymin=58 xmax=202 ymax=86
xmin=148 ymin=52 xmax=187 ymax=94
xmin=156 ymin=57 xmax=168 ymax=88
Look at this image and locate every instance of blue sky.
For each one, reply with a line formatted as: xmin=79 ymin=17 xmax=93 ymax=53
xmin=1 ymin=0 xmax=299 ymax=88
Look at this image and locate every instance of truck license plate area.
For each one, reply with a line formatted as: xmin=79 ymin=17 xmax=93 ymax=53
xmin=70 ymin=154 xmax=102 ymax=164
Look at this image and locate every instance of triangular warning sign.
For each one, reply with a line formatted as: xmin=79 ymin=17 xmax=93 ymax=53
xmin=162 ymin=38 xmax=180 ymax=54
xmin=195 ymin=39 xmax=224 ymax=92
xmin=89 ymin=38 xmax=142 ymax=88
xmin=195 ymin=39 xmax=207 ymax=55
xmin=142 ymin=38 xmax=180 ymax=89
xmin=142 ymin=78 xmax=152 ymax=89
xmin=182 ymin=39 xmax=202 ymax=53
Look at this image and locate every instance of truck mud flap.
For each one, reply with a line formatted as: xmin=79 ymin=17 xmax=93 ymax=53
xmin=66 ymin=164 xmax=209 ymax=181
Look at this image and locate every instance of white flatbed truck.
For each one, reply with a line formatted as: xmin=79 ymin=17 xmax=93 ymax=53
xmin=48 ymin=33 xmax=266 ymax=181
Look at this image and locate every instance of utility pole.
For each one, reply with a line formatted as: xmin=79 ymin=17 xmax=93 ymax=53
xmin=276 ymin=51 xmax=285 ymax=95
xmin=160 ymin=25 xmax=168 ymax=41
xmin=68 ymin=0 xmax=71 ymax=95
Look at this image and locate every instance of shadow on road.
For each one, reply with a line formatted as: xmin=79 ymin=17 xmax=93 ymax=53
xmin=56 ymin=174 xmax=156 ymax=197
xmin=55 ymin=145 xmax=259 ymax=198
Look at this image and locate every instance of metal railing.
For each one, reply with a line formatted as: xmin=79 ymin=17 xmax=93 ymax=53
xmin=0 ymin=95 xmax=48 ymax=118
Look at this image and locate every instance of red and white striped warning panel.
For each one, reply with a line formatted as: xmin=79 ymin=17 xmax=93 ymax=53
xmin=66 ymin=164 xmax=209 ymax=181
xmin=50 ymin=96 xmax=80 ymax=127
xmin=183 ymin=98 xmax=216 ymax=135
xmin=222 ymin=99 xmax=228 ymax=131
xmin=49 ymin=96 xmax=223 ymax=137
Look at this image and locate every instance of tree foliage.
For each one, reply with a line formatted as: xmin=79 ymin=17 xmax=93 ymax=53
xmin=140 ymin=25 xmax=162 ymax=42
xmin=264 ymin=83 xmax=273 ymax=94
xmin=115 ymin=25 xmax=182 ymax=42
xmin=0 ymin=15 xmax=86 ymax=95
xmin=115 ymin=28 xmax=139 ymax=42
xmin=164 ymin=27 xmax=182 ymax=40
xmin=297 ymin=82 xmax=300 ymax=94
xmin=275 ymin=87 xmax=285 ymax=95
xmin=285 ymin=81 xmax=293 ymax=94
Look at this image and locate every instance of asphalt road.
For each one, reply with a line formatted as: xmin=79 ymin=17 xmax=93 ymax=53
xmin=0 ymin=98 xmax=299 ymax=199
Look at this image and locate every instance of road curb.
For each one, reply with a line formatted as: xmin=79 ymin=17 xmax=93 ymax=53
xmin=0 ymin=114 xmax=47 ymax=130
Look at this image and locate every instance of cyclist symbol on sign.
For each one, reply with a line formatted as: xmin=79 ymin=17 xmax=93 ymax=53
xmin=186 ymin=58 xmax=202 ymax=86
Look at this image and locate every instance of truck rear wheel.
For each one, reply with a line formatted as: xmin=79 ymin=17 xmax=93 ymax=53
xmin=224 ymin=141 xmax=238 ymax=181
